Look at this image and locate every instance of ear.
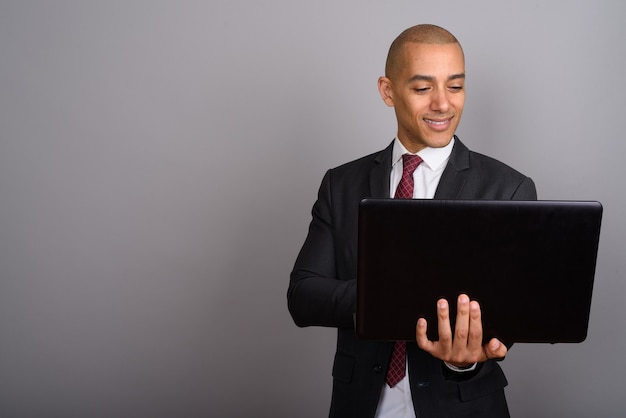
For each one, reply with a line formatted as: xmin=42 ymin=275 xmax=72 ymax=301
xmin=377 ymin=76 xmax=395 ymax=107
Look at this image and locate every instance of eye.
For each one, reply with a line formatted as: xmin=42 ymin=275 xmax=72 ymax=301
xmin=413 ymin=87 xmax=430 ymax=94
xmin=449 ymin=85 xmax=464 ymax=92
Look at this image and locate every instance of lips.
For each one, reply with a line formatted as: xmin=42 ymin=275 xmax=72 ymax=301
xmin=424 ymin=117 xmax=453 ymax=131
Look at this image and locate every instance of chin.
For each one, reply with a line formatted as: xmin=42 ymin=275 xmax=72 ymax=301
xmin=427 ymin=136 xmax=454 ymax=148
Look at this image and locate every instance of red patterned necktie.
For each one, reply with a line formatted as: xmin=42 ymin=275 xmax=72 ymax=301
xmin=386 ymin=153 xmax=423 ymax=388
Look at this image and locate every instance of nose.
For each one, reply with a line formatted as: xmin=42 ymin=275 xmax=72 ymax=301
xmin=431 ymin=88 xmax=450 ymax=112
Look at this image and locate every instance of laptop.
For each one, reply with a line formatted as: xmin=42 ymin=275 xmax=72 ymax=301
xmin=356 ymin=199 xmax=602 ymax=344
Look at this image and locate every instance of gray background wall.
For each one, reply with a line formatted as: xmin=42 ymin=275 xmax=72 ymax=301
xmin=0 ymin=1 xmax=623 ymax=417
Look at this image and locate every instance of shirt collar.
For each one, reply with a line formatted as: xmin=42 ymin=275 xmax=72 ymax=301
xmin=392 ymin=137 xmax=455 ymax=171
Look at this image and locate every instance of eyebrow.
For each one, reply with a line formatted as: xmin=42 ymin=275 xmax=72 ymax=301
xmin=407 ymin=73 xmax=466 ymax=83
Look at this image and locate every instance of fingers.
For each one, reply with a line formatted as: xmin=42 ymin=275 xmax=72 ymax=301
xmin=416 ymin=294 xmax=506 ymax=366
xmin=415 ymin=317 xmax=432 ymax=350
xmin=451 ymin=295 xmax=481 ymax=352
xmin=454 ymin=294 xmax=470 ymax=344
xmin=416 ymin=298 xmax=451 ymax=354
xmin=450 ymin=294 xmax=481 ymax=365
xmin=466 ymin=300 xmax=483 ymax=354
xmin=485 ymin=338 xmax=508 ymax=360
xmin=437 ymin=298 xmax=452 ymax=346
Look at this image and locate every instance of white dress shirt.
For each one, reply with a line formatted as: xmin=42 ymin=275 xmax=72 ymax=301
xmin=374 ymin=137 xmax=454 ymax=418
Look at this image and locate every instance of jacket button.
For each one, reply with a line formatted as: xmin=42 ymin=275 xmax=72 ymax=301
xmin=372 ymin=364 xmax=383 ymax=374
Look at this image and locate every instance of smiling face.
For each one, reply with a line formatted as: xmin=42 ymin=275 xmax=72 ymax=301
xmin=378 ymin=42 xmax=465 ymax=153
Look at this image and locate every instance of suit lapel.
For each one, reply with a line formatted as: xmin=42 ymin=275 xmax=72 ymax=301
xmin=367 ymin=137 xmax=471 ymax=200
xmin=369 ymin=142 xmax=394 ymax=198
xmin=434 ymin=136 xmax=471 ymax=199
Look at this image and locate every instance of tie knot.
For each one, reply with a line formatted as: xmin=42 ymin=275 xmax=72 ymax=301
xmin=401 ymin=154 xmax=423 ymax=175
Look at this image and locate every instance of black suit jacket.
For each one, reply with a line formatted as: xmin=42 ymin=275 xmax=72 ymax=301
xmin=288 ymin=137 xmax=537 ymax=418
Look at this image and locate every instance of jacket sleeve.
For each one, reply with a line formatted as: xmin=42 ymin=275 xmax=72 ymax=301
xmin=287 ymin=170 xmax=357 ymax=329
xmin=511 ymin=176 xmax=538 ymax=200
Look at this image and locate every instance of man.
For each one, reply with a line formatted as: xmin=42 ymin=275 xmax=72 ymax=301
xmin=287 ymin=24 xmax=536 ymax=417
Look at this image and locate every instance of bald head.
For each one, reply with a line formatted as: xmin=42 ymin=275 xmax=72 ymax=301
xmin=385 ymin=24 xmax=464 ymax=80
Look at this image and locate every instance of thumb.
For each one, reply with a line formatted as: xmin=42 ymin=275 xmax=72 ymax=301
xmin=485 ymin=338 xmax=507 ymax=360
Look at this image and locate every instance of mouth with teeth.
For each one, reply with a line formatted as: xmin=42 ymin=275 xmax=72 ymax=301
xmin=424 ymin=117 xmax=453 ymax=131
